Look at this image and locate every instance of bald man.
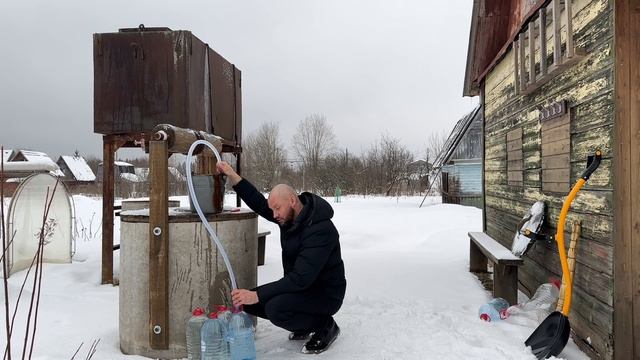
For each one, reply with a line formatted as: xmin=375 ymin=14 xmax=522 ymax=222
xmin=216 ymin=161 xmax=346 ymax=354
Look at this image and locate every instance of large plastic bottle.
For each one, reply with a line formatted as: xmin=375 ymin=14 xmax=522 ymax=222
xmin=201 ymin=312 xmax=229 ymax=360
xmin=216 ymin=305 xmax=233 ymax=330
xmin=186 ymin=307 xmax=207 ymax=360
xmin=478 ymin=297 xmax=510 ymax=322
xmin=227 ymin=310 xmax=256 ymax=360
xmin=507 ymin=282 xmax=560 ymax=321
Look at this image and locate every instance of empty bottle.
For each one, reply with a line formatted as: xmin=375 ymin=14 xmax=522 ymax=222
xmin=186 ymin=307 xmax=207 ymax=360
xmin=478 ymin=297 xmax=510 ymax=322
xmin=507 ymin=281 xmax=560 ymax=322
xmin=201 ymin=312 xmax=230 ymax=360
xmin=227 ymin=311 xmax=256 ymax=360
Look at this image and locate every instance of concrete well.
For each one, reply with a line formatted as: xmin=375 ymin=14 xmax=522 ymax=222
xmin=119 ymin=207 xmax=257 ymax=359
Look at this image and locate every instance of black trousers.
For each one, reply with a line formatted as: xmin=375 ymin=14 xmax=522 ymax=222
xmin=243 ymin=289 xmax=343 ymax=333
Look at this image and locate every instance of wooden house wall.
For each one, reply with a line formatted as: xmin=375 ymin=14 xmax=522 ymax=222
xmin=482 ymin=0 xmax=614 ymax=357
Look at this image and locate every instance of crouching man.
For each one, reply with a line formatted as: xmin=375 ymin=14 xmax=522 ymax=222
xmin=216 ymin=161 xmax=346 ymax=354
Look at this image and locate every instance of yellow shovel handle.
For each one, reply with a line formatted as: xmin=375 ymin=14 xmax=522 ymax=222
xmin=557 ymin=178 xmax=586 ymax=316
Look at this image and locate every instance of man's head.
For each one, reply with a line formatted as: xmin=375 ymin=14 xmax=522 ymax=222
xmin=268 ymin=184 xmax=302 ymax=225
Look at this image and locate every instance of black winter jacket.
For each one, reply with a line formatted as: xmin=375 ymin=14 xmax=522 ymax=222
xmin=233 ymin=179 xmax=346 ymax=304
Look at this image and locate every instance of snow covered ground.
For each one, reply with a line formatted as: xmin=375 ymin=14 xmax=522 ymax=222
xmin=0 ymin=194 xmax=588 ymax=360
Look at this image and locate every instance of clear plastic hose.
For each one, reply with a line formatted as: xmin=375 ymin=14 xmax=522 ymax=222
xmin=185 ymin=140 xmax=238 ymax=290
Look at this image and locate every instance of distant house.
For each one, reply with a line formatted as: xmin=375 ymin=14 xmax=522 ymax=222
xmin=56 ymin=156 xmax=96 ymax=184
xmin=7 ymin=149 xmax=64 ymax=177
xmin=2 ymin=150 xmax=14 ymax=164
xmin=432 ymin=106 xmax=482 ymax=208
xmin=97 ymin=161 xmax=140 ymax=183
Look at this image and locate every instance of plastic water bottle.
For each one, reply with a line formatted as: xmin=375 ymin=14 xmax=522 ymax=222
xmin=507 ymin=281 xmax=560 ymax=321
xmin=478 ymin=297 xmax=510 ymax=322
xmin=216 ymin=305 xmax=233 ymax=329
xmin=227 ymin=311 xmax=256 ymax=360
xmin=186 ymin=307 xmax=207 ymax=360
xmin=201 ymin=312 xmax=229 ymax=360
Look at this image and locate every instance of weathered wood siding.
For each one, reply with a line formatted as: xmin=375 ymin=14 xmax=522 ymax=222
xmin=482 ymin=0 xmax=614 ymax=357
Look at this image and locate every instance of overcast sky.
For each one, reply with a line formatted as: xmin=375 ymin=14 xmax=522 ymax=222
xmin=0 ymin=0 xmax=478 ymax=161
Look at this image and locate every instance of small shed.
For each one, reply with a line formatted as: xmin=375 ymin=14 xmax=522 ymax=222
xmin=463 ymin=0 xmax=640 ymax=358
xmin=432 ymin=106 xmax=483 ymax=208
xmin=57 ymin=155 xmax=96 ymax=183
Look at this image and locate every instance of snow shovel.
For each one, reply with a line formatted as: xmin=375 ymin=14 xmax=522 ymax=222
xmin=524 ymin=149 xmax=601 ymax=359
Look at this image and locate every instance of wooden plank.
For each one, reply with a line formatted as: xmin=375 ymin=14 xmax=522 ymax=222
xmin=101 ymin=138 xmax=115 ymax=285
xmin=541 ymin=137 xmax=570 ymax=156
xmin=541 ymin=122 xmax=570 ymax=142
xmin=519 ymin=32 xmax=527 ymax=91
xmin=528 ymin=22 xmax=536 ymax=85
xmin=470 ymin=240 xmax=488 ymax=273
xmin=507 ymin=150 xmax=523 ymax=161
xmin=540 ymin=112 xmax=570 ymax=131
xmin=542 ymin=168 xmax=570 ymax=183
xmin=542 ymin=181 xmax=569 ymax=193
xmin=494 ymin=263 xmax=518 ymax=306
xmin=514 ymin=39 xmax=520 ymax=94
xmin=566 ymin=0 xmax=575 ymax=59
xmin=539 ymin=7 xmax=548 ymax=76
xmin=552 ymin=0 xmax=562 ymax=66
xmin=631 ymin=4 xmax=640 ymax=358
xmin=507 ymin=137 xmax=523 ymax=151
xmin=468 ymin=232 xmax=523 ymax=264
xmin=148 ymin=140 xmax=169 ymax=349
xmin=507 ymin=159 xmax=524 ymax=171
xmin=542 ymin=153 xmax=570 ymax=169
xmin=506 ymin=128 xmax=522 ymax=141
xmin=508 ymin=171 xmax=524 ymax=182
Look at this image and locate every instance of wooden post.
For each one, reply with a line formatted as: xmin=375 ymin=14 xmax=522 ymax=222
xmin=519 ymin=34 xmax=527 ymax=91
xmin=513 ymin=39 xmax=520 ymax=94
xmin=101 ymin=138 xmax=115 ymax=284
xmin=469 ymin=241 xmax=488 ymax=273
xmin=539 ymin=8 xmax=547 ymax=76
xmin=494 ymin=264 xmax=518 ymax=306
xmin=565 ymin=0 xmax=574 ymax=59
xmin=528 ymin=22 xmax=536 ymax=85
xmin=149 ymin=140 xmax=169 ymax=349
xmin=236 ymin=152 xmax=242 ymax=207
xmin=552 ymin=0 xmax=562 ymax=66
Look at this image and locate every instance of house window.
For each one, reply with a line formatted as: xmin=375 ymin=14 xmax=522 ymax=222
xmin=540 ymin=101 xmax=570 ymax=193
xmin=507 ymin=128 xmax=523 ymax=187
xmin=513 ymin=0 xmax=584 ymax=95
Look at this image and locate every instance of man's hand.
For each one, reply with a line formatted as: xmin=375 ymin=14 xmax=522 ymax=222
xmin=231 ymin=289 xmax=259 ymax=307
xmin=216 ymin=161 xmax=242 ymax=185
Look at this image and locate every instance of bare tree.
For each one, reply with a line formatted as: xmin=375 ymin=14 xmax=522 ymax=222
xmin=243 ymin=122 xmax=287 ymax=192
xmin=423 ymin=130 xmax=448 ymax=169
xmin=292 ymin=114 xmax=337 ymax=191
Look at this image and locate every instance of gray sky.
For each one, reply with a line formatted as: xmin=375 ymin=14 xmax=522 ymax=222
xmin=0 ymin=0 xmax=478 ymax=160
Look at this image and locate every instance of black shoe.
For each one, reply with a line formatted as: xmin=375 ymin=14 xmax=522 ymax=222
xmin=301 ymin=319 xmax=340 ymax=354
xmin=289 ymin=331 xmax=312 ymax=341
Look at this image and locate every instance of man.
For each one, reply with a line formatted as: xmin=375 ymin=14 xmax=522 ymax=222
xmin=216 ymin=161 xmax=346 ymax=354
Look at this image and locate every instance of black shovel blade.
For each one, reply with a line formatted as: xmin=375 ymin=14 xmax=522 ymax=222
xmin=525 ymin=311 xmax=571 ymax=359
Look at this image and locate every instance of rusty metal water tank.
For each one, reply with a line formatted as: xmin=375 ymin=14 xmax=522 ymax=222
xmin=93 ymin=25 xmax=242 ymax=147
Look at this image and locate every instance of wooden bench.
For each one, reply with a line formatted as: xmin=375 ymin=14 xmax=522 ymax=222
xmin=468 ymin=232 xmax=523 ymax=305
xmin=257 ymin=230 xmax=271 ymax=266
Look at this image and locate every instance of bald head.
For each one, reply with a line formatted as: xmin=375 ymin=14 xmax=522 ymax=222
xmin=267 ymin=184 xmax=303 ymax=225
xmin=269 ymin=184 xmax=298 ymax=201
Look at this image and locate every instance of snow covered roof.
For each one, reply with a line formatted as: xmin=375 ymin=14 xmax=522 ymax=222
xmin=13 ymin=150 xmax=52 ymax=162
xmin=168 ymin=167 xmax=185 ymax=181
xmin=432 ymin=106 xmax=482 ymax=170
xmin=2 ymin=150 xmax=13 ymax=163
xmin=120 ymin=173 xmax=141 ymax=182
xmin=98 ymin=160 xmax=135 ymax=167
xmin=2 ymin=157 xmax=59 ymax=172
xmin=59 ymin=156 xmax=96 ymax=182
